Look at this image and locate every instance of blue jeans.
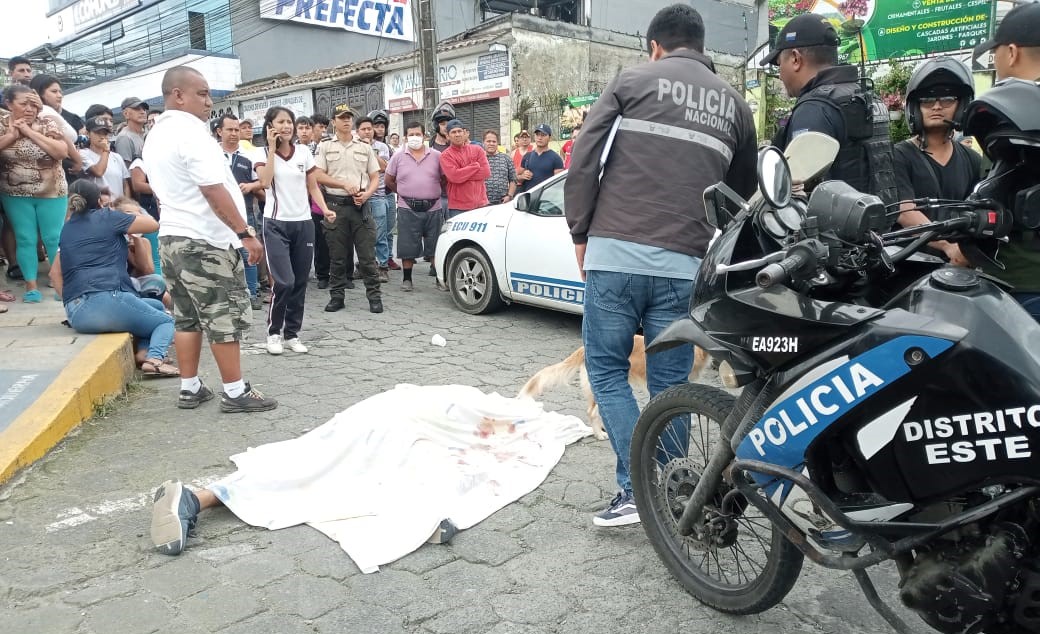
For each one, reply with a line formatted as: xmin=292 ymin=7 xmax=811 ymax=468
xmin=143 ymin=231 xmax=162 ymax=275
xmin=239 ymin=248 xmax=259 ymax=298
xmin=582 ymin=270 xmax=696 ymax=494
xmin=386 ymin=194 xmax=397 ymax=258
xmin=369 ymin=194 xmax=391 ymax=265
xmin=1014 ymin=292 xmax=1040 ymax=323
xmin=65 ymin=291 xmax=174 ymax=360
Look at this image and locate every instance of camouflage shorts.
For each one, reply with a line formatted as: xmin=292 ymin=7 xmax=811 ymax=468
xmin=159 ymin=236 xmax=250 ymax=343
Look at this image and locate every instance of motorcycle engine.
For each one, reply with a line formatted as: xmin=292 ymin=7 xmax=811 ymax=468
xmin=899 ymin=523 xmax=1030 ymax=634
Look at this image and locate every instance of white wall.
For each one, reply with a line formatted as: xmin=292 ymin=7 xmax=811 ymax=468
xmin=63 ymin=54 xmax=241 ymax=117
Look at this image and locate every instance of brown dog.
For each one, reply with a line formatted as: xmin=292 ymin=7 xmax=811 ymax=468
xmin=518 ymin=335 xmax=709 ymax=440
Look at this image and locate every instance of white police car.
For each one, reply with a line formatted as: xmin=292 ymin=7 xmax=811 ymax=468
xmin=434 ymin=172 xmax=584 ymax=315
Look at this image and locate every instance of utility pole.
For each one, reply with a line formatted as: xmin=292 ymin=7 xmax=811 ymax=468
xmin=417 ymin=0 xmax=439 ymax=127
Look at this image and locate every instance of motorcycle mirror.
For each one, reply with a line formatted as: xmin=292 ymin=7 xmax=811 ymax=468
xmin=758 ymin=147 xmax=793 ymax=208
xmin=784 ymin=132 xmax=840 ymax=184
xmin=703 ymin=182 xmax=750 ymax=230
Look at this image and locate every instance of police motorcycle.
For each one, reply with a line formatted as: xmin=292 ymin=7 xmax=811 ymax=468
xmin=629 ymin=79 xmax=1040 ymax=634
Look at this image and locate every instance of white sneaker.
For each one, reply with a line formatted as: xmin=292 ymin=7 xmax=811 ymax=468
xmin=266 ymin=334 xmax=284 ymax=355
xmin=285 ymin=337 xmax=309 ymax=353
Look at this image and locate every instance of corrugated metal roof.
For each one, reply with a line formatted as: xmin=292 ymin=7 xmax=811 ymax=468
xmin=227 ymin=34 xmax=500 ymax=101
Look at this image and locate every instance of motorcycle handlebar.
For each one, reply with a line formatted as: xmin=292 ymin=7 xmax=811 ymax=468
xmin=756 ymin=249 xmax=812 ymax=289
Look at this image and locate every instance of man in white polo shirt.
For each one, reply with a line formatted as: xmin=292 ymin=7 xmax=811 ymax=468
xmin=143 ymin=66 xmax=277 ymax=413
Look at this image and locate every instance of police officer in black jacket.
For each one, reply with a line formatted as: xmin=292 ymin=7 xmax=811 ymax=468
xmin=763 ymin=14 xmax=897 ymax=204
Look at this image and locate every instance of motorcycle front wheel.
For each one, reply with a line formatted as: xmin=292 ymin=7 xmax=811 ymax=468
xmin=631 ymin=382 xmax=804 ymax=614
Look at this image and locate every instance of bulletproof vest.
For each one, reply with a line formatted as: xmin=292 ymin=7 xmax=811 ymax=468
xmin=789 ymin=82 xmax=899 ymax=206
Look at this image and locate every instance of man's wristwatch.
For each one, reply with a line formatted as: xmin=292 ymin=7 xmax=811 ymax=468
xmin=237 ymin=226 xmax=257 ymax=240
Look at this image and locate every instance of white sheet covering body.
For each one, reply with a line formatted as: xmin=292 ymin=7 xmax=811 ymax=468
xmin=209 ymin=384 xmax=591 ymax=573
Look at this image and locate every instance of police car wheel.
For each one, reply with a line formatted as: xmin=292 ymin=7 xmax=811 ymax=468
xmin=447 ymin=246 xmax=504 ymax=315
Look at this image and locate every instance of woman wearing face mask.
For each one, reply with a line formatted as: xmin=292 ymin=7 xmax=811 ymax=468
xmin=384 ymin=122 xmax=444 ymax=292
xmin=0 ymin=84 xmax=69 ymax=302
xmin=252 ymin=106 xmax=335 ymax=356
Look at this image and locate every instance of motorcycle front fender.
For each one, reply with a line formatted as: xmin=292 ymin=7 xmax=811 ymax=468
xmin=646 ymin=317 xmax=715 ymax=355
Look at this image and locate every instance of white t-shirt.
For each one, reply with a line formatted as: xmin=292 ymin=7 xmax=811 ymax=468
xmin=252 ymin=144 xmax=315 ymax=222
xmin=40 ymin=105 xmax=77 ymax=144
xmin=142 ymin=110 xmax=247 ymax=248
xmin=81 ymin=148 xmax=130 ymax=199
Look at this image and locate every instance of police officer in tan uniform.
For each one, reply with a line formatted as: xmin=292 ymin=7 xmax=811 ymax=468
xmin=314 ymin=104 xmax=382 ymax=313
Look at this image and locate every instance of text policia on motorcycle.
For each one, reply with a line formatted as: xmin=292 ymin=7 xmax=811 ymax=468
xmin=609 ymin=5 xmax=1040 ymax=634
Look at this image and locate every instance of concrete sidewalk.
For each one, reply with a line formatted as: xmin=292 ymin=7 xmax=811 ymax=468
xmin=0 ymin=293 xmax=134 ymax=483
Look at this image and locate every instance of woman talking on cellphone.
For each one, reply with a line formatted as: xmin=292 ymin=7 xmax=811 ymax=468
xmin=252 ymin=106 xmax=335 ymax=355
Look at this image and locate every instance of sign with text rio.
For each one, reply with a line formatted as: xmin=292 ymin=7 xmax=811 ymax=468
xmin=260 ymin=0 xmax=414 ymax=42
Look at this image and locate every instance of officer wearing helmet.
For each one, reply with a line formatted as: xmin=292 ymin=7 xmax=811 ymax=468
xmin=893 ymin=56 xmax=981 ymax=267
xmin=430 ymin=102 xmax=455 ymax=152
xmin=368 ymin=109 xmax=392 ymax=151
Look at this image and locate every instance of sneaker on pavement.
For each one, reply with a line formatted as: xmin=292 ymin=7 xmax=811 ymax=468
xmin=593 ymin=492 xmax=640 ymax=527
xmin=266 ymin=334 xmax=284 ymax=355
xmin=285 ymin=337 xmax=308 ymax=353
xmin=220 ymin=382 xmax=278 ymax=413
xmin=378 ymin=267 xmax=390 ymax=283
xmin=428 ymin=266 xmax=437 ymax=277
xmin=151 ymin=480 xmax=200 ymax=556
xmin=386 ymin=259 xmax=401 ymax=271
xmin=250 ymin=294 xmax=262 ymax=311
xmin=177 ymin=383 xmax=214 ymax=409
xmin=401 ymin=280 xmax=414 ymax=292
xmin=369 ymin=299 xmax=384 ymax=313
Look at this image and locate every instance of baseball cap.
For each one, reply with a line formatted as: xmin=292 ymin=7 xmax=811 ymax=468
xmin=121 ymin=97 xmax=149 ymax=111
xmin=445 ymin=119 xmax=465 ymax=132
xmin=333 ymin=103 xmax=357 ymax=118
xmin=85 ymin=116 xmax=112 ymax=133
xmin=975 ymin=2 xmax=1040 ymax=57
xmin=761 ymin=14 xmax=840 ymax=66
xmin=534 ymin=123 xmax=553 ymax=136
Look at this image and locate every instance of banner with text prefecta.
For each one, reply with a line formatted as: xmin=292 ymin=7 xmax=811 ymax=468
xmin=260 ymin=0 xmax=415 ymax=42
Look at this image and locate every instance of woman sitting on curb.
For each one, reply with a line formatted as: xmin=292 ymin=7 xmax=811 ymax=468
xmin=50 ymin=181 xmax=178 ymax=376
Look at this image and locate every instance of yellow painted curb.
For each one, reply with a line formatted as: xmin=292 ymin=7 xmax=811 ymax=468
xmin=0 ymin=333 xmax=134 ymax=484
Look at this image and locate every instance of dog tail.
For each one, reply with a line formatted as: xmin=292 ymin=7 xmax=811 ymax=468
xmin=518 ymin=347 xmax=585 ymax=399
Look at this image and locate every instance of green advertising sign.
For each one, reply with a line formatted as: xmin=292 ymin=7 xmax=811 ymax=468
xmin=767 ymin=0 xmax=994 ymax=62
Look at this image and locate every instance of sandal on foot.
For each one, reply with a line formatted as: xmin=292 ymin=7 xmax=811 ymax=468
xmin=0 ymin=304 xmax=7 ymax=314
xmin=141 ymin=358 xmax=180 ymax=377
xmin=0 ymin=290 xmax=13 ymax=302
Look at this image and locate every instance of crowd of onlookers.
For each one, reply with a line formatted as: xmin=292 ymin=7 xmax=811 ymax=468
xmin=0 ymin=55 xmax=582 ymax=376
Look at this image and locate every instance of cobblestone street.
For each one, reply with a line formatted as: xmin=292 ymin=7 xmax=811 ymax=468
xmin=0 ymin=268 xmax=921 ymax=634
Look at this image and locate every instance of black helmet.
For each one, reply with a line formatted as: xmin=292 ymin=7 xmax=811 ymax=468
xmin=368 ymin=109 xmax=389 ymax=126
xmin=964 ymin=78 xmax=1040 ymax=162
xmin=431 ymin=102 xmax=455 ymax=124
xmin=905 ymin=57 xmax=974 ymax=136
